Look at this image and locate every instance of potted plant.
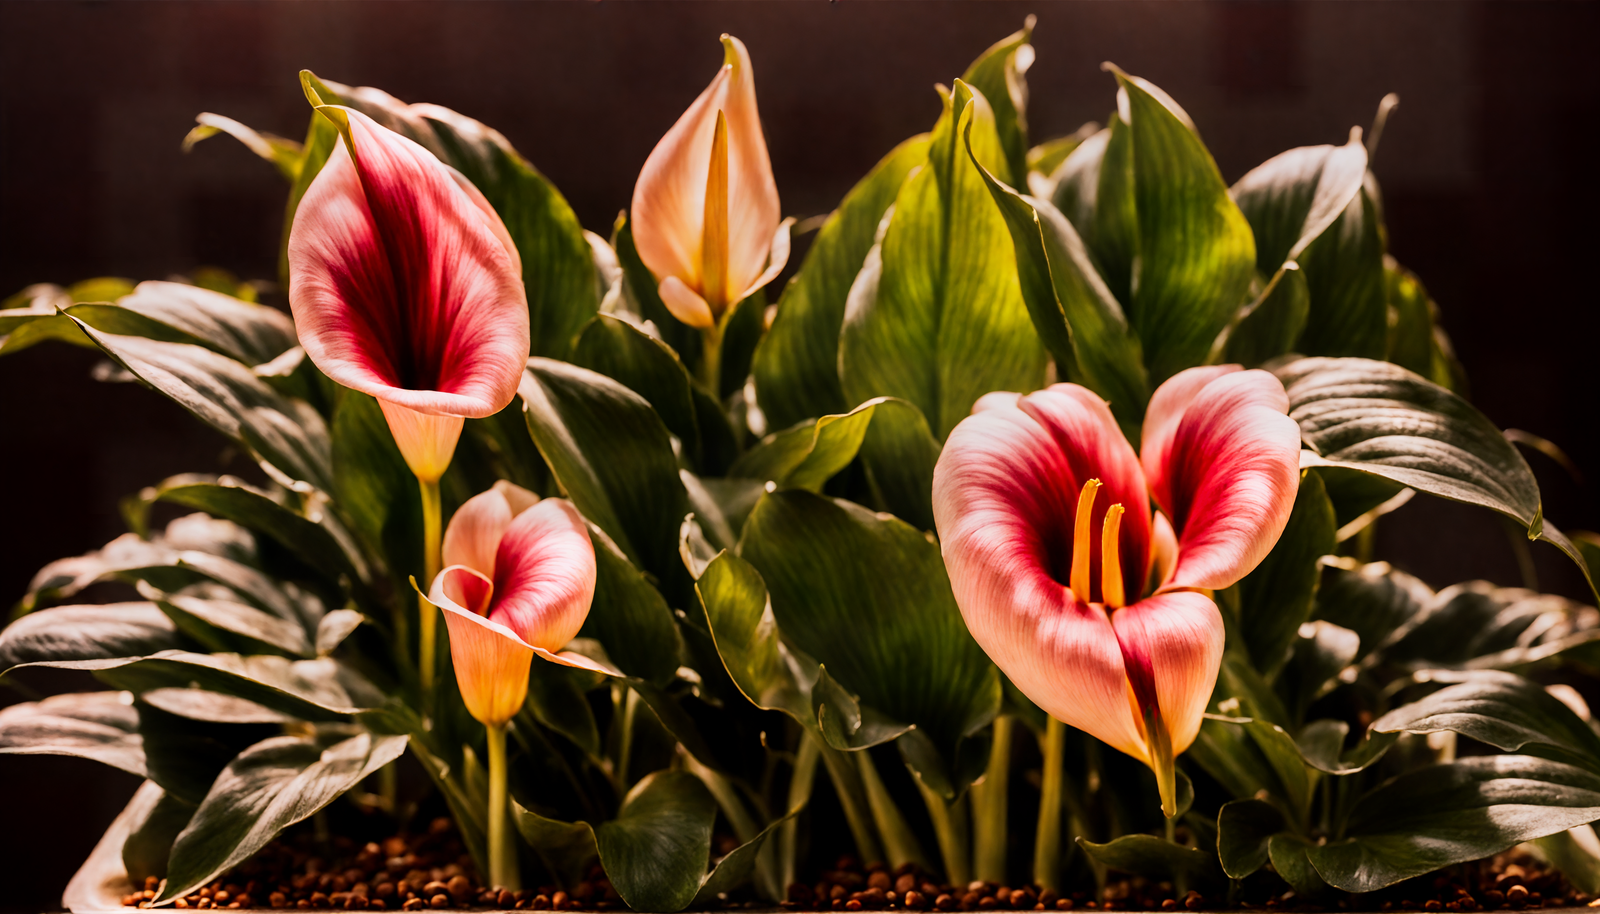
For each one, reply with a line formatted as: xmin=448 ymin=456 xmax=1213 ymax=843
xmin=4 ymin=18 xmax=1599 ymax=914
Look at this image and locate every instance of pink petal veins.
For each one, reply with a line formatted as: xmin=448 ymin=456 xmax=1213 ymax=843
xmin=1153 ymin=370 xmax=1303 ymax=590
xmin=287 ymin=107 xmax=528 ymax=418
xmin=488 ymin=499 xmax=597 ymax=652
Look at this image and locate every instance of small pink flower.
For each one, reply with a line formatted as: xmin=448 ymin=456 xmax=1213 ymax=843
xmin=287 ymin=105 xmax=529 ymax=481
xmin=932 ymin=367 xmax=1302 ymax=814
xmin=427 ymin=483 xmax=602 ymax=726
xmin=630 ymin=34 xmax=788 ymax=329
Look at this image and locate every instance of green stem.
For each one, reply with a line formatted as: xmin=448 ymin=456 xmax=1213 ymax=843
xmin=781 ymin=732 xmax=822 ymax=895
xmin=696 ymin=321 xmax=724 ymax=400
xmin=615 ymin=686 xmax=640 ymax=788
xmin=856 ymin=750 xmax=928 ymax=870
xmin=818 ymin=742 xmax=884 ymax=865
xmin=916 ymin=778 xmax=971 ymax=887
xmin=1034 ymin=716 xmax=1066 ymax=891
xmin=417 ymin=476 xmax=443 ymax=701
xmin=1166 ymin=814 xmax=1186 ymax=898
xmin=486 ymin=722 xmax=518 ymax=891
xmin=971 ymin=716 xmax=1012 ymax=883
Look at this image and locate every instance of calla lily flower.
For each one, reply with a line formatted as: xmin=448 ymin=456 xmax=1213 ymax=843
xmin=287 ymin=99 xmax=530 ymax=482
xmin=630 ymin=34 xmax=789 ymax=330
xmin=426 ymin=482 xmax=604 ymax=727
xmin=932 ymin=366 xmax=1302 ymax=815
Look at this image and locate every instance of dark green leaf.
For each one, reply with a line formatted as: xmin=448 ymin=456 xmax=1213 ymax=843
xmin=1238 ymin=470 xmax=1336 ymax=679
xmin=514 ymin=801 xmax=599 ymax=891
xmin=520 ymin=359 xmax=687 ymax=584
xmin=1385 ymin=582 xmax=1585 ymax=668
xmin=960 ymin=17 xmax=1034 ymax=188
xmin=719 ymin=285 xmax=768 ymax=403
xmin=1297 ymin=183 xmax=1388 ymax=359
xmin=0 ymin=691 xmax=145 ymax=776
xmin=1311 ymin=561 xmax=1432 ymax=661
xmin=731 ymin=400 xmax=878 ymax=492
xmin=1294 ymin=718 xmax=1394 ymax=775
xmin=153 ymin=476 xmax=365 ymax=587
xmin=523 ymin=661 xmax=604 ymax=759
xmin=1304 ymin=756 xmax=1600 ymax=893
xmin=0 ymin=603 xmax=183 ymax=670
xmin=516 ymin=771 xmax=722 ymax=912
xmin=1231 ymin=134 xmax=1368 ymax=277
xmin=572 ymin=314 xmax=711 ymax=469
xmin=592 ymin=770 xmax=718 ymax=912
xmin=1216 ymin=798 xmax=1287 ymax=879
xmin=689 ymin=801 xmax=802 ymax=906
xmin=1276 ymin=357 xmax=1540 ymax=537
xmin=75 ymin=281 xmax=296 ymax=365
xmin=1269 ymin=834 xmax=1331 ymax=896
xmin=1106 ymin=68 xmax=1257 ymax=383
xmin=1374 ymin=671 xmax=1600 ymax=774
xmin=1384 ymin=258 xmax=1466 ymax=393
xmin=1223 ymin=265 xmax=1309 ymax=368
xmin=858 ymin=397 xmax=942 ymax=531
xmin=1280 ymin=357 xmax=1594 ymax=596
xmin=1281 ymin=621 xmax=1360 ymax=725
xmin=738 ymin=491 xmax=998 ymax=777
xmin=155 ymin=592 xmax=312 ymax=658
xmin=754 ymin=135 xmax=930 ymax=429
xmin=813 ymin=665 xmax=914 ymax=752
xmin=158 ymin=730 xmax=406 ymax=901
xmin=697 ymin=550 xmax=813 ymax=724
xmin=67 ymin=319 xmax=333 ymax=492
xmin=585 ymin=524 xmax=682 ymax=686
xmin=839 ymin=82 xmax=1047 ymax=440
xmin=83 ymin=652 xmax=383 ymax=722
xmin=973 ymin=139 xmax=1148 ymax=424
xmin=1077 ymin=834 xmax=1223 ymax=884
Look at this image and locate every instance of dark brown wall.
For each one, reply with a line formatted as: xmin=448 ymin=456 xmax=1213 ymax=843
xmin=2 ymin=2 xmax=1596 ymax=907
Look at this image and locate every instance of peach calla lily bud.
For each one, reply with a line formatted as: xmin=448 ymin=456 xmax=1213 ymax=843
xmin=932 ymin=368 xmax=1302 ymax=816
xmin=630 ymin=34 xmax=788 ymax=329
xmin=426 ymin=484 xmax=604 ymax=726
xmin=287 ymin=88 xmax=530 ymax=482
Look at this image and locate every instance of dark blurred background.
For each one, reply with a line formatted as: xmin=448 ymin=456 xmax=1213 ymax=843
xmin=1 ymin=1 xmax=1596 ymax=907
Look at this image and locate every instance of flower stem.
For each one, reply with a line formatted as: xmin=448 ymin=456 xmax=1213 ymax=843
xmin=818 ymin=742 xmax=884 ymax=866
xmin=972 ymin=716 xmax=1012 ymax=884
xmin=417 ymin=476 xmax=443 ymax=700
xmin=916 ymin=777 xmax=972 ymax=888
xmin=856 ymin=750 xmax=929 ymax=870
xmin=486 ymin=721 xmax=518 ymax=890
xmin=697 ymin=322 xmax=724 ymax=400
xmin=1033 ymin=716 xmax=1066 ymax=890
xmin=780 ymin=731 xmax=822 ymax=894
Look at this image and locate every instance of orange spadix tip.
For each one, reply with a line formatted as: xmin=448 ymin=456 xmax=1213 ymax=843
xmin=1069 ymin=479 xmax=1101 ymax=600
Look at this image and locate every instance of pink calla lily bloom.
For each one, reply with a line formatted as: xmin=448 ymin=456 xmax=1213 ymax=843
xmin=630 ymin=34 xmax=789 ymax=329
xmin=287 ymin=103 xmax=530 ymax=482
xmin=426 ymin=482 xmax=605 ymax=727
xmin=932 ymin=366 xmax=1302 ymax=815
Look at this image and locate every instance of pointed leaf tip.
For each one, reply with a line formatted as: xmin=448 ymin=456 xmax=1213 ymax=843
xmin=298 ymin=70 xmax=324 ymax=108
